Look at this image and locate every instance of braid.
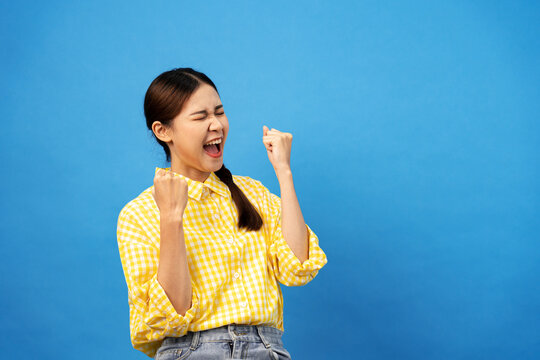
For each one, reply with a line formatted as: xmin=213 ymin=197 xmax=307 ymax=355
xmin=215 ymin=164 xmax=263 ymax=231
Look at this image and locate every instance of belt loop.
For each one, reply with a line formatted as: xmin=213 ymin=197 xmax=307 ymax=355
xmin=190 ymin=331 xmax=200 ymax=351
xmin=256 ymin=325 xmax=271 ymax=349
xmin=228 ymin=324 xmax=236 ymax=340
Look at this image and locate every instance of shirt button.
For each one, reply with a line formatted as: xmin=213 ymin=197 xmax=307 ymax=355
xmin=227 ymin=238 xmax=234 ymax=244
xmin=213 ymin=213 xmax=219 ymax=219
xmin=240 ymin=301 xmax=247 ymax=308
xmin=233 ymin=272 xmax=240 ymax=279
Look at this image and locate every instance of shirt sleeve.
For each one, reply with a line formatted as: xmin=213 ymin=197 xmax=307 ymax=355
xmin=258 ymin=180 xmax=328 ymax=287
xmin=116 ymin=204 xmax=199 ymax=358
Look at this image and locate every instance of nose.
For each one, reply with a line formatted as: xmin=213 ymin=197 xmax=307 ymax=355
xmin=209 ymin=115 xmax=224 ymax=131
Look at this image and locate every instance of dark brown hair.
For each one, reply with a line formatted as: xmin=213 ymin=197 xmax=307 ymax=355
xmin=144 ymin=67 xmax=263 ymax=231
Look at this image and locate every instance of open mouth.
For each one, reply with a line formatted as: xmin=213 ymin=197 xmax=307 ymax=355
xmin=203 ymin=139 xmax=222 ymax=156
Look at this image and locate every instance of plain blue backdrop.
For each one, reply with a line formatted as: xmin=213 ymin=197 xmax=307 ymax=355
xmin=1 ymin=1 xmax=539 ymax=359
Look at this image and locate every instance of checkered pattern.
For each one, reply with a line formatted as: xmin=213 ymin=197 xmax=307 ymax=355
xmin=117 ymin=167 xmax=327 ymax=358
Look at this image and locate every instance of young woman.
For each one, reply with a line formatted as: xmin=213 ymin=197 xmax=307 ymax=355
xmin=117 ymin=68 xmax=327 ymax=359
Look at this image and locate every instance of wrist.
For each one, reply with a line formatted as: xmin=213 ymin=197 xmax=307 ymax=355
xmin=160 ymin=212 xmax=184 ymax=224
xmin=275 ymin=164 xmax=292 ymax=176
xmin=275 ymin=166 xmax=292 ymax=181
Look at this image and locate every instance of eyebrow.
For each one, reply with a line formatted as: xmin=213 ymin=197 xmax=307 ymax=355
xmin=189 ymin=104 xmax=224 ymax=116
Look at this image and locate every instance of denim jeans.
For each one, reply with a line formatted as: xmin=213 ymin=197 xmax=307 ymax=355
xmin=155 ymin=324 xmax=292 ymax=360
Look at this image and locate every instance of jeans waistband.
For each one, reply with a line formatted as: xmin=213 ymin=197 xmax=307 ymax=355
xmin=161 ymin=324 xmax=283 ymax=350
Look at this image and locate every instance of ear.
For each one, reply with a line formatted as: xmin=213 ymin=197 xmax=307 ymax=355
xmin=152 ymin=121 xmax=172 ymax=143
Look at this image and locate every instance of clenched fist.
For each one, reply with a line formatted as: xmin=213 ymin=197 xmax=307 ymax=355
xmin=152 ymin=169 xmax=189 ymax=217
xmin=262 ymin=125 xmax=292 ymax=173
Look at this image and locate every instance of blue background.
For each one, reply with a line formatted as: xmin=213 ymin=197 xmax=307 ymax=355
xmin=1 ymin=1 xmax=539 ymax=359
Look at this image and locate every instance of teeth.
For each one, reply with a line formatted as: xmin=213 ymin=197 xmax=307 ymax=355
xmin=204 ymin=138 xmax=222 ymax=146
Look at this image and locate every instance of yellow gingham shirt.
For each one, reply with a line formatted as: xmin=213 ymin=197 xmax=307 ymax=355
xmin=117 ymin=167 xmax=327 ymax=357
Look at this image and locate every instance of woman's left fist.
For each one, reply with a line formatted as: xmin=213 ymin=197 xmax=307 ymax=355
xmin=262 ymin=125 xmax=292 ymax=173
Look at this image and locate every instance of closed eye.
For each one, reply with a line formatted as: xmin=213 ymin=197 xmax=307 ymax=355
xmin=195 ymin=112 xmax=225 ymax=120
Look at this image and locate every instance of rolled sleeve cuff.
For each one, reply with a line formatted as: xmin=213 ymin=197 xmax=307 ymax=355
xmin=147 ymin=274 xmax=199 ymax=331
xmin=275 ymin=224 xmax=328 ymax=279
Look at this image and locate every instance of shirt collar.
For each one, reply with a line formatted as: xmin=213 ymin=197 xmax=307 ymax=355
xmin=155 ymin=167 xmax=230 ymax=201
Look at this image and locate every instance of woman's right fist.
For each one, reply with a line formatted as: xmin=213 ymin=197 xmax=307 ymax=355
xmin=152 ymin=169 xmax=189 ymax=217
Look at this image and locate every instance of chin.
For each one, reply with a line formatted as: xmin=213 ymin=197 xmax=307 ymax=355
xmin=208 ymin=160 xmax=224 ymax=172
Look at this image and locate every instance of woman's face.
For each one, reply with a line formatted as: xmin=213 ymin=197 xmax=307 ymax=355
xmin=163 ymin=83 xmax=229 ymax=182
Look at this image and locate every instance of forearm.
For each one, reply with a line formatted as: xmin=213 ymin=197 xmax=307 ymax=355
xmin=157 ymin=214 xmax=193 ymax=316
xmin=276 ymin=167 xmax=309 ymax=263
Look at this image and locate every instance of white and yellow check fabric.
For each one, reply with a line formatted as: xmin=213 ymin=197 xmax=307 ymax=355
xmin=117 ymin=167 xmax=327 ymax=358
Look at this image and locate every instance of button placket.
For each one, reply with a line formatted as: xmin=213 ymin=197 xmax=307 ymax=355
xmin=211 ymin=196 xmax=221 ymax=222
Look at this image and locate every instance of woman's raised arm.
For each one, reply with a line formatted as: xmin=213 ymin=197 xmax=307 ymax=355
xmin=153 ymin=169 xmax=193 ymax=315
